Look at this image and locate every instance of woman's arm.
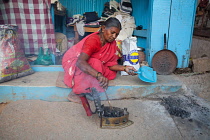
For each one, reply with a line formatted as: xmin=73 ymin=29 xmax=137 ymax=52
xmin=76 ymin=52 xmax=108 ymax=89
xmin=76 ymin=52 xmax=97 ymax=76
xmin=109 ymin=64 xmax=137 ymax=75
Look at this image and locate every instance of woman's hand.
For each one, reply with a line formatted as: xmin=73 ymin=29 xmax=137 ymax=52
xmin=124 ymin=65 xmax=137 ymax=76
xmin=109 ymin=64 xmax=137 ymax=76
xmin=96 ymin=73 xmax=109 ymax=89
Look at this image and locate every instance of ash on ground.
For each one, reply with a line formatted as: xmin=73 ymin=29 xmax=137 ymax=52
xmin=160 ymin=94 xmax=210 ymax=139
xmin=161 ymin=96 xmax=191 ymax=118
xmin=161 ymin=95 xmax=210 ymax=125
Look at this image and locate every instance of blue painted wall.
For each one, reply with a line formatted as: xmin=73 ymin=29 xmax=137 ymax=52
xmin=58 ymin=0 xmax=151 ymax=51
xmin=132 ymin=0 xmax=151 ymax=49
xmin=59 ymin=0 xmax=150 ymax=49
xmin=59 ymin=0 xmax=120 ymax=17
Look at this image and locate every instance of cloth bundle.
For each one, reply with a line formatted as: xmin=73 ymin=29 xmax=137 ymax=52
xmin=83 ymin=12 xmax=100 ymax=23
xmin=112 ymin=11 xmax=136 ymax=41
xmin=102 ymin=2 xmax=118 ymax=17
xmin=119 ymin=0 xmax=132 ymax=14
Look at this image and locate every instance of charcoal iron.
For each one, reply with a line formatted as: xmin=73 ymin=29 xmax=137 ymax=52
xmin=89 ymin=87 xmax=133 ymax=129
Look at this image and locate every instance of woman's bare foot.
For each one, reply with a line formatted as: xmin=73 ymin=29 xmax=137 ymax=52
xmin=67 ymin=91 xmax=82 ymax=104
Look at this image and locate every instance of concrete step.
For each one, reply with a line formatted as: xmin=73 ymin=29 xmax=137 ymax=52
xmin=0 ymin=66 xmax=183 ymax=102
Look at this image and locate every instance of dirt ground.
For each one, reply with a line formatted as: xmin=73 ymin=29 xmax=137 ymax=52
xmin=148 ymin=69 xmax=210 ymax=139
xmin=174 ymin=68 xmax=210 ymax=102
xmin=0 ymin=103 xmax=8 ymax=114
xmin=160 ymin=93 xmax=210 ymax=139
xmin=0 ymin=69 xmax=210 ymax=139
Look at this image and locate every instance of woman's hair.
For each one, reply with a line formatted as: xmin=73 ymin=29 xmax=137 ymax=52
xmin=103 ymin=17 xmax=122 ymax=30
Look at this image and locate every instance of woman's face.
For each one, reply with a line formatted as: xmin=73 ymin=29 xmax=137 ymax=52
xmin=103 ymin=27 xmax=120 ymax=43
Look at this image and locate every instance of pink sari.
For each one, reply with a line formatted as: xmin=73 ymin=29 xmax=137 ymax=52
xmin=62 ymin=32 xmax=119 ymax=94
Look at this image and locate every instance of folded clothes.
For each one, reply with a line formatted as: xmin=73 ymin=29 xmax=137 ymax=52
xmin=84 ymin=21 xmax=100 ymax=28
xmin=85 ymin=21 xmax=99 ymax=26
xmin=66 ymin=14 xmax=83 ymax=26
xmin=84 ymin=25 xmax=100 ymax=28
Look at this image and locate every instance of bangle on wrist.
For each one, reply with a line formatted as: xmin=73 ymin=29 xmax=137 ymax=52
xmin=96 ymin=72 xmax=102 ymax=80
xmin=124 ymin=65 xmax=127 ymax=72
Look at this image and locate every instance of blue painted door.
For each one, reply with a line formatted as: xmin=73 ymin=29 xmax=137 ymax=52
xmin=147 ymin=0 xmax=171 ymax=66
xmin=168 ymin=0 xmax=197 ymax=68
xmin=148 ymin=0 xmax=197 ymax=68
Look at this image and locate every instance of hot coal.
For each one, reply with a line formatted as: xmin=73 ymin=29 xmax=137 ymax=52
xmin=102 ymin=106 xmax=128 ymax=117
